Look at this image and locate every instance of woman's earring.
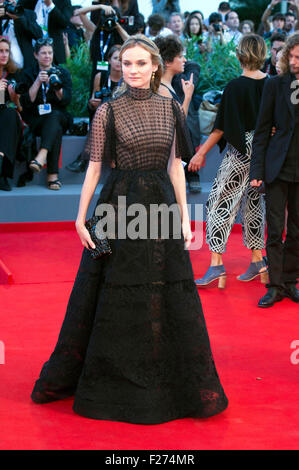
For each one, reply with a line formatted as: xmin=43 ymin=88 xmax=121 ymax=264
xmin=151 ymin=72 xmax=156 ymax=83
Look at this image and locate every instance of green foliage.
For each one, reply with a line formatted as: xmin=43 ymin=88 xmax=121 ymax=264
xmin=65 ymin=41 xmax=92 ymax=117
xmin=184 ymin=36 xmax=203 ymax=63
xmin=185 ymin=39 xmax=242 ymax=96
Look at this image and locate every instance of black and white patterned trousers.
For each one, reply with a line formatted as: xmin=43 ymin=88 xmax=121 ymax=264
xmin=206 ymin=131 xmax=266 ymax=254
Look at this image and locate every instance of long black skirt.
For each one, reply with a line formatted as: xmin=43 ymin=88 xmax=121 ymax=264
xmin=31 ymin=169 xmax=228 ymax=424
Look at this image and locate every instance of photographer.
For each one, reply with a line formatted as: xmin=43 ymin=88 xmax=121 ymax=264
xmin=84 ymin=3 xmax=129 ymax=88
xmin=0 ymin=37 xmax=22 ymax=191
xmin=88 ymin=44 xmax=121 ymax=118
xmin=19 ymin=38 xmax=72 ymax=190
xmin=203 ymin=12 xmax=225 ymax=50
xmin=261 ymin=1 xmax=287 ymax=38
xmin=18 ymin=0 xmax=73 ymax=64
xmin=0 ymin=0 xmax=43 ymax=68
xmin=90 ymin=1 xmax=141 ymax=35
xmin=66 ymin=44 xmax=121 ymax=173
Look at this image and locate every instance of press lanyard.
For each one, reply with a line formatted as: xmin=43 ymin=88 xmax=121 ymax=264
xmin=2 ymin=20 xmax=10 ymax=34
xmin=99 ymin=31 xmax=111 ymax=61
xmin=41 ymin=82 xmax=49 ymax=104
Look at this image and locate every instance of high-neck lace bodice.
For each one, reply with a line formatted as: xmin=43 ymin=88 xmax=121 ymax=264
xmin=126 ymin=85 xmax=153 ymax=101
xmin=87 ymin=89 xmax=193 ymax=170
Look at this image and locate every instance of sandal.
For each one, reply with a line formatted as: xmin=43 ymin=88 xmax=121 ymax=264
xmin=237 ymin=260 xmax=269 ymax=283
xmin=195 ymin=265 xmax=227 ymax=289
xmin=47 ymin=179 xmax=62 ymax=191
xmin=29 ymin=159 xmax=43 ymax=173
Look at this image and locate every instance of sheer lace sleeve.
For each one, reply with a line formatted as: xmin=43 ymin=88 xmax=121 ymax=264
xmin=172 ymin=99 xmax=194 ymax=163
xmin=82 ymin=102 xmax=115 ymax=164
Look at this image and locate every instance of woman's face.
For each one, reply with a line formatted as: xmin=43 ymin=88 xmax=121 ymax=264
xmin=121 ymin=45 xmax=158 ymax=89
xmin=167 ymin=52 xmax=186 ymax=74
xmin=190 ymin=17 xmax=201 ymax=35
xmin=241 ymin=23 xmax=252 ymax=34
xmin=0 ymin=41 xmax=10 ymax=68
xmin=35 ymin=45 xmax=53 ymax=69
xmin=109 ymin=50 xmax=121 ymax=72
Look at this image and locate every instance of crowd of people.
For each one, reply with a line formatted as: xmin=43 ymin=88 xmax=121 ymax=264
xmin=1 ymin=0 xmax=298 ymax=193
xmin=0 ymin=1 xmax=298 ymax=311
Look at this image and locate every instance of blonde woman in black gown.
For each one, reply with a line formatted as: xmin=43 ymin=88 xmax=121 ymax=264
xmin=31 ymin=35 xmax=228 ymax=424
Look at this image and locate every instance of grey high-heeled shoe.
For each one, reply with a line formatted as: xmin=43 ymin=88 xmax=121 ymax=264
xmin=195 ymin=265 xmax=227 ymax=289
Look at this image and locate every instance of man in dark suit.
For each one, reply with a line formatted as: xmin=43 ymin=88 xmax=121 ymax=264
xmin=19 ymin=0 xmax=72 ymax=64
xmin=0 ymin=0 xmax=43 ymax=68
xmin=250 ymin=32 xmax=299 ymax=308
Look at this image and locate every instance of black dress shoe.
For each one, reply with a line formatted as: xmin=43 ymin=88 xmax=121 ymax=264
xmin=0 ymin=176 xmax=12 ymax=191
xmin=66 ymin=154 xmax=87 ymax=173
xmin=284 ymin=284 xmax=299 ymax=303
xmin=258 ymin=287 xmax=284 ymax=308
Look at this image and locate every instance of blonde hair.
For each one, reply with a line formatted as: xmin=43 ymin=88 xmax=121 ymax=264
xmin=115 ymin=34 xmax=163 ymax=96
xmin=236 ymin=34 xmax=267 ymax=71
xmin=277 ymin=32 xmax=299 ymax=75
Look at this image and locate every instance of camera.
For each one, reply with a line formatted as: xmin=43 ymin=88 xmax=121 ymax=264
xmin=103 ymin=15 xmax=132 ymax=32
xmin=212 ymin=23 xmax=223 ymax=33
xmin=94 ymin=87 xmax=112 ymax=103
xmin=47 ymin=67 xmax=63 ymax=90
xmin=95 ymin=8 xmax=134 ymax=33
xmin=7 ymin=79 xmax=28 ymax=95
xmin=3 ymin=0 xmax=24 ymax=16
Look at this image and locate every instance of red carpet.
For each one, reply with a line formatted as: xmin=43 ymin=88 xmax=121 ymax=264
xmin=0 ymin=222 xmax=298 ymax=450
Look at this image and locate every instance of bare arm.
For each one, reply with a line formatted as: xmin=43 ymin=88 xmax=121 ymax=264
xmin=181 ymin=73 xmax=194 ymax=116
xmin=74 ymin=4 xmax=116 ymax=34
xmin=79 ymin=12 xmax=96 ymax=34
xmin=73 ymin=4 xmax=116 ymax=16
xmin=188 ymin=129 xmax=224 ymax=172
xmin=261 ymin=0 xmax=280 ymax=33
xmin=114 ymin=22 xmax=130 ymax=41
xmin=75 ymin=161 xmax=102 ymax=249
xmin=158 ymin=80 xmax=193 ymax=117
xmin=29 ymin=72 xmax=44 ymax=103
xmin=168 ymin=137 xmax=192 ymax=248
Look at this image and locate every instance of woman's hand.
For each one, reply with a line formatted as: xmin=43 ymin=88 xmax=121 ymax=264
xmin=101 ymin=4 xmax=116 ymax=15
xmin=88 ymin=97 xmax=102 ymax=110
xmin=75 ymin=221 xmax=96 ymax=250
xmin=188 ymin=152 xmax=205 ymax=172
xmin=181 ymin=73 xmax=194 ymax=101
xmin=7 ymin=82 xmax=18 ymax=103
xmin=250 ymin=179 xmax=263 ymax=188
xmin=0 ymin=78 xmax=7 ymax=91
xmin=37 ymin=70 xmax=49 ymax=85
xmin=182 ymin=218 xmax=193 ymax=249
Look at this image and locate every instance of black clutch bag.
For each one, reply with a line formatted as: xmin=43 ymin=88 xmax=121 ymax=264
xmin=85 ymin=215 xmax=112 ymax=259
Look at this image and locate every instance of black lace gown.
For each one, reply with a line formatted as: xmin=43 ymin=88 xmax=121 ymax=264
xmin=31 ymin=86 xmax=228 ymax=424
